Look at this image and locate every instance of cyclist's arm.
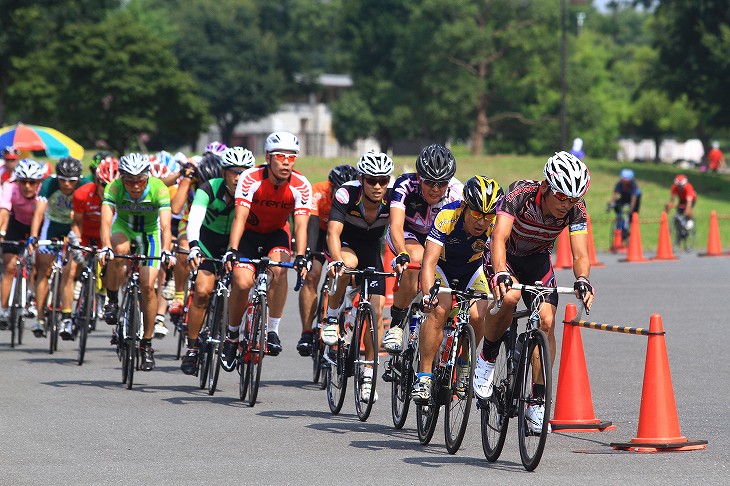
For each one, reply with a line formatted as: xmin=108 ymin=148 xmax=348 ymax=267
xmin=0 ymin=208 xmax=9 ymax=235
xmin=326 ymin=220 xmax=345 ymax=263
xmin=388 ymin=206 xmax=408 ymax=255
xmin=70 ymin=211 xmax=83 ymax=240
xmin=629 ymin=194 xmax=638 ymax=213
xmin=420 ymin=239 xmax=440 ymax=297
xmin=29 ymin=199 xmax=48 ymax=239
xmin=171 ymin=177 xmax=191 ymax=214
xmin=569 ymin=232 xmax=591 ymax=280
xmin=228 ymin=204 xmax=249 ymax=250
xmin=100 ymin=204 xmax=115 ymax=249
xmin=159 ymin=208 xmax=172 ymax=252
xmin=293 ymin=212 xmax=308 ymax=256
xmin=306 ymin=215 xmax=320 ymax=252
xmin=161 ymin=172 xmax=179 ymax=187
xmin=489 ymin=214 xmax=514 ymax=273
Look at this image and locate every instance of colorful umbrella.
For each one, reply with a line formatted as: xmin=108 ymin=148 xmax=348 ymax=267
xmin=0 ymin=123 xmax=84 ymax=160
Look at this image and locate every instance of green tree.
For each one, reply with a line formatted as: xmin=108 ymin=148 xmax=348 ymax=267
xmin=7 ymin=12 xmax=208 ymax=153
xmin=329 ymin=91 xmax=375 ymax=149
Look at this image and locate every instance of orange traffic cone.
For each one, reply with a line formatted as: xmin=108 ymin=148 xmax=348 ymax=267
xmin=652 ymin=211 xmax=678 ymax=261
xmin=551 ymin=304 xmax=615 ymax=432
xmin=699 ymin=210 xmax=726 ymax=257
xmin=586 ymin=215 xmax=604 ymax=268
xmin=611 ymin=315 xmax=707 ymax=452
xmin=554 ymin=227 xmax=572 ymax=269
xmin=611 ymin=228 xmax=626 ymax=253
xmin=383 ymin=245 xmax=396 ymax=305
xmin=620 ymin=212 xmax=648 ymax=262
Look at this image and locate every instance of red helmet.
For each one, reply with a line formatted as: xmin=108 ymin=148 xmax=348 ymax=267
xmin=96 ymin=157 xmax=120 ymax=184
xmin=673 ymin=174 xmax=688 ymax=187
xmin=2 ymin=146 xmax=20 ymax=160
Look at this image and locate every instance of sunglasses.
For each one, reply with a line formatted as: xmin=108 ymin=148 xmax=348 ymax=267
xmin=364 ymin=176 xmax=390 ymax=187
xmin=270 ymin=152 xmax=298 ymax=163
xmin=422 ymin=179 xmax=449 ymax=188
xmin=551 ymin=190 xmax=580 ymax=204
xmin=467 ymin=209 xmax=495 ymax=222
xmin=226 ymin=168 xmax=245 ymax=175
xmin=122 ymin=176 xmax=149 ymax=186
xmin=18 ymin=179 xmax=41 ymax=185
xmin=57 ymin=176 xmax=79 ymax=182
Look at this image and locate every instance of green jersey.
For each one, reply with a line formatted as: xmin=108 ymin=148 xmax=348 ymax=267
xmin=191 ymin=178 xmax=235 ymax=234
xmin=103 ymin=177 xmax=171 ymax=233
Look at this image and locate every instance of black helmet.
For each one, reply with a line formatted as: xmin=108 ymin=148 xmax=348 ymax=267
xmin=415 ymin=143 xmax=456 ymax=182
xmin=328 ymin=164 xmax=359 ymax=187
xmin=462 ymin=175 xmax=504 ymax=214
xmin=196 ymin=153 xmax=222 ymax=185
xmin=56 ymin=157 xmax=83 ymax=178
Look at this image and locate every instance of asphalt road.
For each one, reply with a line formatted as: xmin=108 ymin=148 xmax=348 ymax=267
xmin=0 ymin=251 xmax=726 ymax=485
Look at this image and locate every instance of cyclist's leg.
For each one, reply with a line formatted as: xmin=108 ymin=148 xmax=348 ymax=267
xmin=187 ymin=269 xmax=214 ymax=342
xmin=326 ymin=247 xmax=358 ymax=314
xmin=34 ymin=253 xmax=54 ymax=321
xmin=298 ymin=258 xmax=322 ymax=331
xmin=482 ymin=254 xmax=521 ymax=344
xmin=171 ymin=232 xmax=189 ymax=314
xmin=105 ymin=232 xmax=131 ymax=321
xmin=266 ymin=228 xmax=293 ymax=344
xmin=228 ymin=266 xmax=254 ymax=334
xmin=1 ymin=252 xmax=18 ymax=308
xmin=60 ymin=255 xmax=77 ymax=313
xmin=417 ymin=295 xmax=449 ymax=374
xmin=390 ymin=234 xmax=424 ymax=322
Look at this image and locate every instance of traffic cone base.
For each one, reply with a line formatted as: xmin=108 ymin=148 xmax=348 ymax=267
xmin=610 ymin=314 xmax=707 ymax=452
xmin=652 ymin=211 xmax=678 ymax=261
xmin=550 ymin=304 xmax=613 ymax=433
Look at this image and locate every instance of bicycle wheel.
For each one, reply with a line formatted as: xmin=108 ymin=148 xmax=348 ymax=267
xmin=416 ymin=355 xmax=439 ymax=445
xmin=207 ymin=292 xmax=227 ymax=395
xmin=48 ymin=271 xmax=62 ymax=354
xmin=76 ymin=277 xmax=93 ymax=366
xmin=517 ymin=329 xmax=552 ymax=471
xmin=481 ymin=338 xmax=510 ymax=462
xmin=312 ymin=282 xmax=328 ymax=384
xmin=246 ymin=296 xmax=267 ymax=407
xmin=390 ymin=350 xmax=413 ymax=429
xmin=354 ymin=303 xmax=378 ymax=422
xmin=175 ymin=286 xmax=193 ymax=360
xmin=125 ymin=293 xmax=141 ymax=390
xmin=326 ymin=313 xmax=348 ymax=414
xmin=9 ymin=275 xmax=20 ymax=348
xmin=198 ymin=326 xmax=211 ymax=390
xmin=444 ymin=323 xmax=476 ymax=454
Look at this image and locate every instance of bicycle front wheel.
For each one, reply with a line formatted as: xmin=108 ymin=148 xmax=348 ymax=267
xmin=416 ymin=354 xmax=439 ymax=445
xmin=246 ymin=296 xmax=267 ymax=407
xmin=354 ymin=303 xmax=378 ymax=422
xmin=517 ymin=329 xmax=552 ymax=471
xmin=76 ymin=276 xmax=93 ymax=366
xmin=445 ymin=323 xmax=476 ymax=454
xmin=48 ymin=271 xmax=62 ymax=354
xmin=481 ymin=338 xmax=510 ymax=462
xmin=125 ymin=293 xmax=141 ymax=390
xmin=9 ymin=276 xmax=21 ymax=348
xmin=312 ymin=282 xmax=328 ymax=384
xmin=390 ymin=349 xmax=414 ymax=429
xmin=208 ymin=292 xmax=227 ymax=395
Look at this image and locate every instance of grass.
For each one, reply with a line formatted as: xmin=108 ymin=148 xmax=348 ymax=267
xmin=300 ymin=154 xmax=730 ymax=252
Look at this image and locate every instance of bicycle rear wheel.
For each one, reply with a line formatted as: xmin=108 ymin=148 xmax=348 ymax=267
xmin=481 ymin=338 xmax=510 ymax=462
xmin=445 ymin=323 xmax=476 ymax=454
xmin=246 ymin=296 xmax=267 ymax=407
xmin=125 ymin=293 xmax=141 ymax=390
xmin=198 ymin=326 xmax=211 ymax=390
xmin=47 ymin=271 xmax=62 ymax=354
xmin=9 ymin=276 xmax=21 ymax=348
xmin=76 ymin=276 xmax=93 ymax=366
xmin=390 ymin=349 xmax=414 ymax=429
xmin=354 ymin=303 xmax=378 ymax=422
xmin=517 ymin=329 xmax=552 ymax=471
xmin=312 ymin=282 xmax=328 ymax=384
xmin=208 ymin=292 xmax=227 ymax=395
xmin=416 ymin=355 xmax=439 ymax=445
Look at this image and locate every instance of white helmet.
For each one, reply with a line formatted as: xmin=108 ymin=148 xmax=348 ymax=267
xmin=119 ymin=153 xmax=151 ymax=176
xmin=174 ymin=151 xmax=188 ymax=165
xmin=357 ymin=151 xmax=394 ymax=177
xmin=264 ymin=131 xmax=300 ymax=153
xmin=221 ymin=146 xmax=255 ymax=169
xmin=14 ymin=159 xmax=47 ymax=180
xmin=543 ymin=151 xmax=590 ymax=198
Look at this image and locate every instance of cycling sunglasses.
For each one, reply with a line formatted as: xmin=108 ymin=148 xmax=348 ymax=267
xmin=225 ymin=168 xmax=246 ymax=175
xmin=422 ymin=179 xmax=449 ymax=188
xmin=467 ymin=209 xmax=495 ymax=222
xmin=551 ymin=190 xmax=580 ymax=204
xmin=122 ymin=175 xmax=149 ymax=186
xmin=18 ymin=179 xmax=41 ymax=185
xmin=364 ymin=176 xmax=390 ymax=187
xmin=57 ymin=176 xmax=79 ymax=182
xmin=270 ymin=152 xmax=298 ymax=163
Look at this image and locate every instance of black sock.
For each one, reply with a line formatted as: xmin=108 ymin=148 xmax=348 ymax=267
xmin=187 ymin=337 xmax=198 ymax=349
xmin=62 ymin=311 xmax=72 ymax=320
xmin=107 ymin=289 xmax=118 ymax=303
xmin=532 ymin=383 xmax=545 ymax=398
xmin=390 ymin=305 xmax=407 ymax=328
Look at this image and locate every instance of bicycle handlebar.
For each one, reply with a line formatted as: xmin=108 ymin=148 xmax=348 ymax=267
xmin=393 ymin=263 xmax=421 ymax=292
xmin=235 ymin=256 xmax=304 ymax=291
xmin=489 ymin=282 xmax=579 ymax=315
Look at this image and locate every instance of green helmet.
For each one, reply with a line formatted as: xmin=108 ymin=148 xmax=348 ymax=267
xmin=91 ymin=151 xmax=113 ymax=170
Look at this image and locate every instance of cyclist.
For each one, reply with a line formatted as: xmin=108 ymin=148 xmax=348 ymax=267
xmin=296 ymin=164 xmax=358 ymax=357
xmin=382 ymin=143 xmax=463 ymax=353
xmin=609 ymin=168 xmax=641 ymax=216
xmin=665 ymin=174 xmax=697 ymax=220
xmin=411 ymin=176 xmax=504 ymax=403
xmin=90 ymin=151 xmax=114 ymax=178
xmin=67 ymin=157 xmax=120 ymax=338
xmin=27 ymin=157 xmax=90 ymax=338
xmin=220 ymin=131 xmax=311 ymax=371
xmin=99 ymin=153 xmax=174 ymax=371
xmin=0 ymin=146 xmax=21 ymax=184
xmin=481 ymin=152 xmax=595 ymax=433
xmin=323 ymin=151 xmax=394 ymax=403
xmin=0 ymin=159 xmax=47 ymax=329
xmin=707 ymin=141 xmax=724 ymax=173
xmin=180 ymin=147 xmax=255 ymax=375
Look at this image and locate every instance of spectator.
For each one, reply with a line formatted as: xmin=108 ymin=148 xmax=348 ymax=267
xmin=569 ymin=137 xmax=585 ymax=159
xmin=707 ymin=141 xmax=725 ymax=173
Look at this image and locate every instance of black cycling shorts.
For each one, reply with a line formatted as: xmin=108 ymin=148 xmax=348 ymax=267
xmin=325 ymin=239 xmax=385 ymax=296
xmin=483 ymin=251 xmax=558 ymax=308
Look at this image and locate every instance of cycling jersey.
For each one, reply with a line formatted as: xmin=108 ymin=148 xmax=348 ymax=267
xmin=670 ymin=182 xmax=697 ymax=205
xmin=72 ymin=182 xmax=102 ymax=242
xmin=329 ymin=181 xmax=392 ymax=247
xmin=389 ymin=173 xmax=463 ymax=236
xmin=187 ymin=178 xmax=235 ymax=259
xmin=38 ymin=175 xmax=92 ymax=224
xmin=0 ymin=181 xmax=37 ymax=225
xmin=499 ymin=180 xmax=587 ymax=256
xmin=614 ymin=180 xmax=641 ymax=204
xmin=0 ymin=166 xmax=14 ymax=184
xmin=311 ymin=180 xmax=334 ymax=231
xmin=234 ymin=166 xmax=311 ymax=234
xmin=103 ymin=177 xmax=171 ymax=233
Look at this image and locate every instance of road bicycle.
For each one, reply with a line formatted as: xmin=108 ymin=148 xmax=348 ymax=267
xmin=237 ymin=255 xmax=303 ymax=407
xmin=415 ymin=279 xmax=481 ymax=454
xmin=4 ymin=241 xmax=33 ymax=348
xmin=169 ymin=246 xmax=190 ymax=360
xmin=670 ymin=212 xmax=696 ymax=252
xmin=479 ymin=282 xmax=576 ymax=471
xmin=113 ymin=253 xmax=163 ymax=390
xmin=40 ymin=239 xmax=67 ymax=355
xmin=324 ymin=264 xmax=394 ymax=422
xmin=195 ymin=258 xmax=229 ymax=395
xmin=68 ymin=244 xmax=101 ymax=365
xmin=607 ymin=202 xmax=631 ymax=251
xmin=311 ymin=256 xmax=330 ymax=389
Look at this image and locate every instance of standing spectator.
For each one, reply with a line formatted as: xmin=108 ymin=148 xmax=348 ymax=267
xmin=707 ymin=141 xmax=724 ymax=173
xmin=569 ymin=137 xmax=585 ymax=160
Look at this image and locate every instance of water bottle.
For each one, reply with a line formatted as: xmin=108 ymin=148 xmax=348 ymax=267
xmin=408 ymin=314 xmax=419 ymax=339
xmin=440 ymin=332 xmax=453 ymax=364
xmin=343 ymin=307 xmax=355 ymax=343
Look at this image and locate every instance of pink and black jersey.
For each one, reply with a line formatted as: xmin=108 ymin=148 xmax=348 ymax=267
xmin=389 ymin=173 xmax=463 ymax=236
xmin=499 ymin=180 xmax=587 ymax=256
xmin=234 ymin=165 xmax=311 ymax=234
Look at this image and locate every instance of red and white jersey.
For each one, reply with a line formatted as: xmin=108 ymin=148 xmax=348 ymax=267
xmin=234 ymin=165 xmax=312 ymax=233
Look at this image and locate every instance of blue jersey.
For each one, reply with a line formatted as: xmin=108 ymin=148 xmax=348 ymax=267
xmin=426 ymin=201 xmax=491 ymax=274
